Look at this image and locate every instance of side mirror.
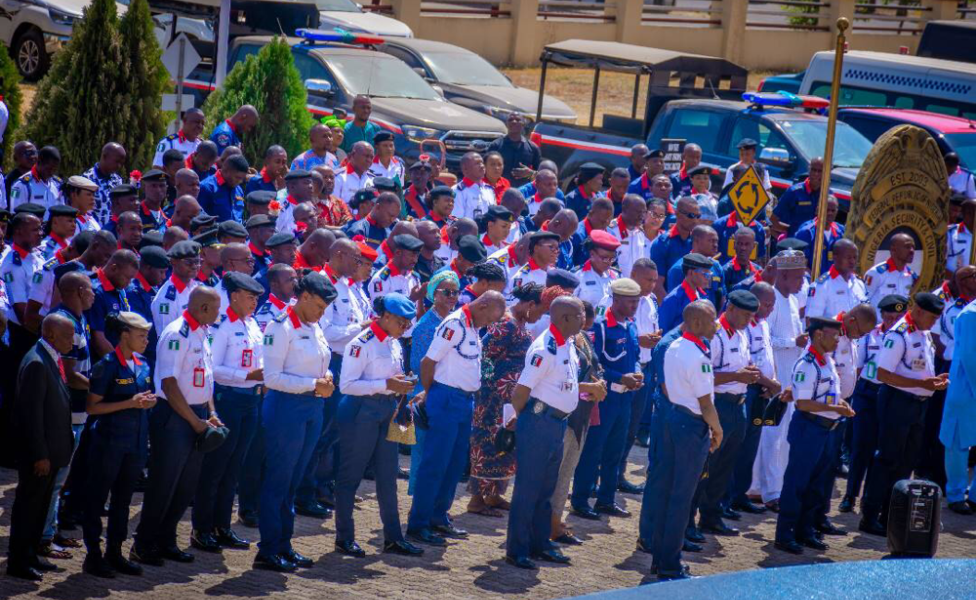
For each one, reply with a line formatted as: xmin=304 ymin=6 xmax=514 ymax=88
xmin=759 ymin=147 xmax=791 ymax=167
xmin=431 ymin=84 xmax=445 ymax=97
xmin=305 ymin=79 xmax=334 ymax=98
xmin=412 ymin=67 xmax=428 ymax=79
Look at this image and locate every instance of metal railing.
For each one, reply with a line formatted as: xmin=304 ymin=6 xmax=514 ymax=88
xmin=538 ymin=0 xmax=615 ymax=21
xmin=852 ymin=1 xmax=928 ymax=34
xmin=641 ymin=1 xmax=722 ymax=25
xmin=747 ymin=0 xmax=831 ymax=31
xmin=420 ymin=0 xmax=511 ymax=18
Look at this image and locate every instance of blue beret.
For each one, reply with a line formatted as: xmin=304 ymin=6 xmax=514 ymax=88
xmin=382 ymin=292 xmax=416 ymax=319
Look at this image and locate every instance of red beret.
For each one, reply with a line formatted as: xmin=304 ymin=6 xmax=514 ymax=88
xmin=590 ymin=229 xmax=621 ymax=251
xmin=358 ymin=241 xmax=378 ymax=261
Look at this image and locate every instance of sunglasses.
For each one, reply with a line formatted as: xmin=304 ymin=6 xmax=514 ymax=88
xmin=682 ymin=212 xmax=702 ymax=220
xmin=437 ymin=289 xmax=460 ymax=297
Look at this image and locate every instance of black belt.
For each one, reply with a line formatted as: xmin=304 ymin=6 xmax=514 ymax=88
xmin=526 ymin=399 xmax=570 ymax=421
xmin=800 ymin=411 xmax=840 ymax=431
xmin=671 ymin=403 xmax=704 ymax=421
xmin=716 ymin=392 xmax=746 ymax=406
xmin=216 ymin=382 xmax=264 ymax=395
xmin=883 ymin=384 xmax=928 ymax=402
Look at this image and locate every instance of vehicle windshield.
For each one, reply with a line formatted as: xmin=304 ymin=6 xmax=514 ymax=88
xmin=315 ymin=0 xmax=360 ymax=12
xmin=779 ymin=119 xmax=873 ymax=168
xmin=325 ymin=55 xmax=442 ymax=100
xmin=945 ymin=133 xmax=976 ymax=171
xmin=422 ymin=52 xmax=512 ymax=87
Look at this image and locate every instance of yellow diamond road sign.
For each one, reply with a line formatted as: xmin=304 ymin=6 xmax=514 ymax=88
xmin=729 ymin=166 xmax=772 ymax=225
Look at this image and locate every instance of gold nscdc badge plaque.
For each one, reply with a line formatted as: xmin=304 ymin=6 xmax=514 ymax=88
xmin=846 ymin=125 xmax=949 ymax=293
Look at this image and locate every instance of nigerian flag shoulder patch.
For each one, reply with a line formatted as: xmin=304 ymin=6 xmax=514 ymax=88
xmin=167 ymin=339 xmax=180 ymax=351
xmin=795 ymin=371 xmax=805 ymax=382
xmin=264 ymin=334 xmax=274 ymax=346
xmin=701 ymin=363 xmax=711 ymax=373
xmin=883 ymin=339 xmax=894 ymax=348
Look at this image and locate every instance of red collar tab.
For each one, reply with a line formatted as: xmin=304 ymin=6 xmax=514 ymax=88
xmin=388 ymin=261 xmax=411 ymax=277
xmin=679 ymin=164 xmax=688 ymax=180
xmin=507 ymin=244 xmax=519 ymax=265
xmin=885 ymin=257 xmax=903 ymax=272
xmin=682 ymin=331 xmax=709 ymax=354
xmin=583 ymin=217 xmax=594 ymax=235
xmin=196 ymin=270 xmax=210 ymax=283
xmin=836 ymin=311 xmax=848 ymax=337
xmin=405 ymin=186 xmax=427 ymax=218
xmin=540 ymin=220 xmax=550 ymax=232
xmin=606 ymin=308 xmax=619 ymax=328
xmin=261 ymin=168 xmax=273 ymax=183
xmin=941 ymin=281 xmax=953 ymax=300
xmin=268 ymin=294 xmax=286 ymax=310
xmin=170 ymin=274 xmax=188 ymax=293
xmin=183 ymin=310 xmax=201 ymax=331
xmin=577 ymin=185 xmax=592 ymax=200
xmin=533 ymin=192 xmax=543 ymax=203
xmin=136 ymin=272 xmax=152 ymax=292
xmin=287 ymin=195 xmax=299 ymax=206
xmin=286 ymin=306 xmax=302 ymax=329
xmin=804 ymin=178 xmax=813 ymax=194
xmin=450 ymin=259 xmax=464 ymax=278
xmin=829 ymin=265 xmax=841 ymax=279
xmin=249 ymin=241 xmax=269 ymax=258
xmin=293 ymin=252 xmax=319 ymax=272
xmin=365 ymin=213 xmax=378 ymax=227
xmin=582 ymin=260 xmax=593 ymax=272
xmin=227 ymin=307 xmax=240 ymax=322
xmin=904 ymin=312 xmax=917 ymax=333
xmin=380 ymin=240 xmax=393 ymax=260
xmin=177 ymin=129 xmax=187 ymax=143
xmin=50 ymin=233 xmax=68 ymax=249
xmin=461 ymin=304 xmax=474 ymax=327
xmin=115 ymin=345 xmax=141 ymax=366
xmin=461 ymin=177 xmax=481 ymax=187
xmin=668 ymin=225 xmax=681 ymax=238
xmin=215 ymin=170 xmax=227 ymax=187
xmin=726 ymin=212 xmax=738 ymax=227
xmin=345 ymin=163 xmax=356 ymax=174
xmin=640 ymin=172 xmax=651 ymax=190
xmin=369 ymin=320 xmax=388 ymax=341
xmin=527 ymin=257 xmax=542 ymax=271
xmin=958 ymin=223 xmax=967 ymax=235
xmin=549 ymin=324 xmax=567 ymax=346
xmin=55 ymin=249 xmax=67 ymax=265
xmin=808 ymin=345 xmax=827 ymax=366
xmin=225 ymin=118 xmax=237 ymax=133
xmin=680 ymin=280 xmax=702 ymax=302
xmin=323 ymin=263 xmax=339 ymax=284
xmin=185 ymin=155 xmax=194 ymax=170
xmin=96 ymin=268 xmax=115 ymax=292
xmin=719 ymin=313 xmax=735 ymax=337
xmin=31 ymin=165 xmax=44 ymax=182
xmin=12 ymin=244 xmax=30 ymax=259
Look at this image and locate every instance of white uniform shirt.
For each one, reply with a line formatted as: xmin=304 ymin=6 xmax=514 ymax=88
xmin=948 ymin=168 xmax=976 ymax=198
xmin=723 ymin=162 xmax=772 ymax=189
xmin=832 ymin=334 xmax=858 ymax=400
xmin=368 ymin=263 xmax=420 ymax=337
xmin=876 ymin=314 xmax=936 ymax=397
xmin=153 ymin=131 xmax=201 ymax=166
xmin=9 ymin=172 xmax=62 ymax=211
xmin=481 ymin=233 xmax=509 ymax=258
xmin=155 ymin=312 xmax=214 ymax=406
xmin=262 ymin=306 xmax=332 ymax=394
xmin=273 ymin=196 xmax=301 ymax=234
xmin=367 ymin=156 xmax=406 ymax=184
xmin=425 ymin=305 xmax=482 ymax=392
xmin=0 ymin=245 xmax=45 ymax=325
xmin=711 ymin=317 xmax=751 ymax=395
xmin=769 ymin=286 xmax=804 ymax=386
xmin=517 ymin=325 xmax=580 ymax=414
xmin=152 ymin=275 xmax=201 ymax=334
xmin=791 ymin=346 xmax=842 ymax=420
xmin=487 ymin=246 xmax=523 ymax=298
xmin=509 ymin=259 xmax=549 ymax=299
xmin=452 ymin=178 xmax=496 ymax=221
xmin=574 ymin=262 xmax=618 ymax=309
xmin=805 ymin=266 xmax=867 ymax=319
xmin=857 ymin=325 xmax=885 ymax=385
xmin=27 ymin=254 xmax=65 ymax=316
xmin=664 ymin=333 xmax=714 ymax=415
xmin=339 ymin=322 xmax=405 ymax=397
xmin=747 ymin=318 xmax=775 ymax=381
xmin=607 ymin=218 xmax=650 ymax=278
xmin=320 ymin=272 xmax=369 ymax=351
xmin=946 ymin=223 xmax=972 ymax=273
xmin=636 ymin=294 xmax=660 ymax=364
xmin=864 ymin=259 xmax=918 ymax=311
xmin=74 ymin=214 xmax=101 ymax=237
xmin=333 ymin=168 xmax=374 ymax=204
xmin=934 ymin=297 xmax=970 ymax=362
xmin=210 ymin=307 xmax=264 ymax=388
xmin=254 ymin=294 xmax=291 ymax=332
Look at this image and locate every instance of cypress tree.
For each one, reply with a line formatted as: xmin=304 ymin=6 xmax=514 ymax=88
xmin=0 ymin=49 xmax=23 ymax=168
xmin=202 ymin=37 xmax=314 ymax=165
xmin=119 ymin=0 xmax=168 ymax=172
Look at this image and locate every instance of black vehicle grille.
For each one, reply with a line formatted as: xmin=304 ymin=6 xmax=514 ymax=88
xmin=441 ymin=131 xmax=504 ymax=156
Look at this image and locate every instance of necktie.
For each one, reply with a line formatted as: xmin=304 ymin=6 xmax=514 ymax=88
xmin=57 ymin=357 xmax=67 ymax=383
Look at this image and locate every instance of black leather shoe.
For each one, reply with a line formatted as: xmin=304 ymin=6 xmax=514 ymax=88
xmin=532 ymin=549 xmax=571 ymax=564
xmin=617 ymin=479 xmax=644 ymax=495
xmin=406 ymin=528 xmax=447 ymax=546
xmin=816 ymin=521 xmax=847 ymax=536
xmin=83 ymin=555 xmax=116 ymax=578
xmin=159 ymin=545 xmax=194 ymax=563
xmin=215 ymin=528 xmax=251 ymax=549
xmin=798 ymin=536 xmax=828 ymax=551
xmin=838 ymin=495 xmax=855 ymax=513
xmin=105 ymin=550 xmax=143 ymax=576
xmin=129 ymin=545 xmax=164 ymax=567
xmin=774 ymin=540 xmax=804 ymax=555
xmin=397 ymin=467 xmax=410 ymax=480
xmin=6 ymin=564 xmax=43 ymax=581
xmin=253 ymin=554 xmax=296 ymax=572
xmin=635 ymin=538 xmax=652 ymax=554
xmin=384 ymin=540 xmax=424 ymax=556
xmin=635 ymin=428 xmax=650 ymax=448
xmin=683 ymin=540 xmax=703 ymax=553
xmin=571 ymin=506 xmax=601 ymax=520
xmin=858 ymin=518 xmax=887 ymax=537
xmin=432 ymin=524 xmax=468 ymax=539
xmin=685 ymin=527 xmax=706 ymax=543
xmin=238 ymin=512 xmax=258 ymax=528
xmin=335 ymin=540 xmax=366 ymax=557
xmin=658 ymin=569 xmax=693 ymax=581
xmin=190 ymin=530 xmax=223 ymax=553
xmin=594 ymin=503 xmax=630 ymax=518
xmin=505 ymin=555 xmax=537 ymax=570
xmin=722 ymin=506 xmax=742 ymax=521
xmin=731 ymin=500 xmax=767 ymax=514
xmin=280 ymin=549 xmax=313 ymax=568
xmin=31 ymin=557 xmax=57 ymax=572
xmin=948 ymin=501 xmax=974 ymax=515
xmin=295 ymin=501 xmax=333 ymax=519
xmin=554 ymin=533 xmax=583 ymax=546
xmin=700 ymin=521 xmax=739 ymax=536
xmin=835 ymin=463 xmax=849 ymax=478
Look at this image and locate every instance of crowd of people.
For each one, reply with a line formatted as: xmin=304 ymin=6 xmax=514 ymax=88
xmin=2 ymin=98 xmax=975 ymax=584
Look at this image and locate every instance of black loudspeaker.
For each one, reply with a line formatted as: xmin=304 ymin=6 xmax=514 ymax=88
xmin=887 ymin=479 xmax=941 ymax=557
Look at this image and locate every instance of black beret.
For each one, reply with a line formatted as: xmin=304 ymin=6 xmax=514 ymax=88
xmin=168 ymin=240 xmax=201 ymax=259
xmin=192 ymin=227 xmax=221 ymax=248
xmin=682 ymin=252 xmax=712 ymax=269
xmin=457 ymin=234 xmax=487 ymax=263
xmin=737 ymin=138 xmax=758 ymax=149
xmin=914 ymin=292 xmax=945 ymax=315
xmin=48 ymin=205 xmax=79 ymax=218
xmin=218 ymin=220 xmax=248 ymax=239
xmin=372 ymin=176 xmax=397 ymax=191
xmin=645 ymin=149 xmax=665 ymax=159
xmin=485 ymin=205 xmax=514 ymax=223
xmin=349 ymin=189 xmax=377 ymax=209
xmin=299 ymin=271 xmax=337 ymax=304
xmin=373 ymin=131 xmax=395 ymax=145
xmin=141 ymin=169 xmax=166 ymax=182
xmin=0 ymin=209 xmax=11 ymax=223
xmin=284 ymin=169 xmax=311 ymax=181
xmin=13 ymin=202 xmax=46 ymax=218
xmin=191 ymin=214 xmax=217 ymax=231
xmin=140 ymin=245 xmax=170 ymax=268
xmin=246 ymin=190 xmax=275 ymax=205
xmin=109 ymin=184 xmax=138 ymax=198
xmin=878 ymin=294 xmax=908 ymax=314
xmin=728 ymin=290 xmax=759 ymax=312
xmin=578 ymin=162 xmax=604 ymax=182
xmin=529 ymin=230 xmax=560 ymax=243
xmin=223 ymin=271 xmax=264 ymax=295
xmin=807 ymin=316 xmax=843 ymax=334
xmin=393 ymin=234 xmax=423 ymax=252
xmin=430 ymin=185 xmax=454 ymax=200
xmin=140 ymin=231 xmax=164 ymax=248
xmin=776 ymin=237 xmax=809 ymax=252
xmin=546 ymin=268 xmax=579 ymax=290
xmin=246 ymin=214 xmax=274 ymax=229
xmin=225 ymin=154 xmax=250 ymax=172
xmin=688 ymin=164 xmax=711 ymax=177
xmin=266 ymin=232 xmax=298 ymax=248
xmin=410 ymin=159 xmax=432 ymax=171
xmin=196 ymin=425 xmax=228 ymax=453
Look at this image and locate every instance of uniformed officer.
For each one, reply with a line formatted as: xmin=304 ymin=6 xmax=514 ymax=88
xmin=245 ymin=191 xmax=274 ymax=223
xmin=81 ymin=312 xmax=155 ymax=578
xmin=407 ymin=291 xmax=506 ymax=545
xmin=665 ymin=225 xmax=725 ymax=309
xmin=774 ymin=317 xmax=854 ymax=555
xmin=152 ymin=241 xmax=202 ymax=333
xmin=334 ymin=143 xmax=375 ymax=205
xmin=367 ymin=131 xmax=405 ymax=185
xmin=210 ymin=106 xmax=258 ymax=155
xmin=505 ymin=296 xmax=588 ymax=569
xmin=27 ymin=229 xmax=83 ymax=323
xmin=198 ymin=155 xmax=248 ymax=224
xmin=647 ymin=300 xmax=720 ymax=580
xmin=127 ymin=246 xmax=169 ymax=367
xmin=945 ymin=198 xmax=974 ymax=276
xmin=452 ymin=152 xmax=496 ymax=221
xmin=795 ymin=196 xmax=845 ymax=271
xmin=627 ymin=150 xmax=666 ymax=202
xmin=714 ymin=210 xmax=766 ymax=266
xmin=941 ymin=291 xmax=976 ymax=514
xmin=39 ymin=205 xmax=77 ymax=260
xmin=805 ymin=239 xmax=866 ymax=320
xmin=254 ymin=263 xmax=297 ymax=332
xmin=88 ymin=250 xmax=139 ymax=359
xmin=153 ymin=108 xmax=205 ymax=167
xmin=722 ymin=139 xmax=771 ymax=191
xmin=721 ymin=228 xmax=762 ymax=290
xmin=606 ymin=195 xmax=649 ymax=279
xmin=245 ymin=214 xmax=274 ymax=276
xmin=131 ymin=286 xmax=222 ymax=566
xmin=344 ymin=191 xmax=399 ymax=249
xmin=649 ymin=196 xmax=700 ymax=277
xmin=573 ymin=230 xmax=620 ymax=308
xmin=334 ymin=293 xmax=423 ymax=557
xmin=771 ymin=158 xmax=823 ymax=238
xmin=564 ymin=163 xmax=605 ymax=221
xmin=481 ymin=205 xmax=515 ymax=256
xmin=272 ymin=169 xmax=315 ymax=236
xmin=193 ymin=228 xmax=223 ymax=287
xmin=245 ymin=146 xmax=287 ymax=197
xmin=1 ymin=212 xmax=45 ymax=355
xmin=658 ymin=253 xmax=711 ymax=333
xmin=864 ymin=233 xmax=919 ymax=311
xmin=571 ymin=278 xmax=642 ymax=519
xmin=510 ymin=231 xmax=559 ymax=295
xmin=438 ymin=234 xmax=487 ymax=293
xmin=859 ymin=292 xmax=948 ymax=536
xmin=65 ymin=176 xmax=101 ymax=236
xmin=9 ymin=146 xmax=62 ymax=211
xmin=255 ymin=272 xmax=337 ymax=573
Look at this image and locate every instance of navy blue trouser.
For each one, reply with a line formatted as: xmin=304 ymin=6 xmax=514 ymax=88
xmin=334 ymin=394 xmax=403 ymax=543
xmin=408 ymin=382 xmax=473 ymax=531
xmin=193 ymin=385 xmax=261 ymax=532
xmin=296 ymin=353 xmax=343 ymax=505
xmin=775 ymin=414 xmax=837 ymax=543
xmin=237 ymin=399 xmax=265 ymax=518
xmin=696 ymin=393 xmax=747 ymax=525
xmin=815 ymin=414 xmax=844 ymax=525
xmin=638 ymin=393 xmax=668 ymax=542
xmin=257 ymin=390 xmax=324 ymax=558
xmin=845 ymin=379 xmax=881 ymax=501
xmin=135 ymin=401 xmax=208 ymax=550
xmin=724 ymin=385 xmax=765 ymax=507
xmin=83 ymin=426 xmax=146 ymax=552
xmin=649 ymin=408 xmax=710 ymax=576
xmin=507 ymin=405 xmax=566 ymax=559
xmin=617 ymin=362 xmax=654 ymax=484
xmin=572 ymin=389 xmax=632 ymax=509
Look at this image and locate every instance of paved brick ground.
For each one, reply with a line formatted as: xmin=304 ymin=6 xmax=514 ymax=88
xmin=2 ymin=451 xmax=975 ymax=600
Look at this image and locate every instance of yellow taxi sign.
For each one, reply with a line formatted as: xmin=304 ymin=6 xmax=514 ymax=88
xmin=729 ymin=166 xmax=772 ymax=225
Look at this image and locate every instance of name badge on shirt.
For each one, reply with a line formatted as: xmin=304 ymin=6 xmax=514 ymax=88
xmin=825 ymin=392 xmax=837 ymax=406
xmin=911 ymin=358 xmax=927 ymax=371
xmin=193 ymin=367 xmax=206 ymax=388
xmin=242 ymin=349 xmax=253 ymax=368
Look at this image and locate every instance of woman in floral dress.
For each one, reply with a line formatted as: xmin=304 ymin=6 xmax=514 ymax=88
xmin=467 ymin=283 xmax=545 ymax=517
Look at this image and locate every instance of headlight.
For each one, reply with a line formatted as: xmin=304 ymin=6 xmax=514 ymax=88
xmin=402 ymin=125 xmax=442 ymax=143
xmin=485 ymin=105 xmax=514 ymax=120
xmin=49 ymin=8 xmax=77 ymax=26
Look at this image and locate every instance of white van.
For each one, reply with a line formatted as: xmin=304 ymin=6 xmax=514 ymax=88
xmin=799 ymin=50 xmax=976 ymax=120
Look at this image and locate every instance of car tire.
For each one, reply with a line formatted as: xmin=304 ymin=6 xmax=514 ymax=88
xmin=14 ymin=28 xmax=51 ymax=81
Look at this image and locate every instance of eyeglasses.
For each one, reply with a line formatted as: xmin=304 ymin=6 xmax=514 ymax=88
xmin=437 ymin=289 xmax=460 ymax=297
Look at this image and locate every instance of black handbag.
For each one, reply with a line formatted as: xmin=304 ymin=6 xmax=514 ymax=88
xmin=412 ymin=399 xmax=429 ymax=430
xmin=762 ymin=394 xmax=787 ymax=427
xmin=494 ymin=428 xmax=515 ymax=455
xmin=746 ymin=384 xmax=769 ymax=427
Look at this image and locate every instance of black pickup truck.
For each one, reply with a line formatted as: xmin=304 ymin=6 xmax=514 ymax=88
xmin=529 ymin=39 xmax=872 ymax=209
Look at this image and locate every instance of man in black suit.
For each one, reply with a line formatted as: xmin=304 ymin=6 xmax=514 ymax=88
xmin=7 ymin=313 xmax=76 ymax=581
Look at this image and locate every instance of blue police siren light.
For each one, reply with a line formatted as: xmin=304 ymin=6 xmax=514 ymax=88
xmin=295 ymin=28 xmax=384 ymax=46
xmin=742 ymin=91 xmax=794 ymax=107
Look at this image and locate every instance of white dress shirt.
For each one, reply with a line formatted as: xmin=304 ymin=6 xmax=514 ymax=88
xmin=211 ymin=307 xmax=264 ymax=388
xmin=320 ymin=272 xmax=370 ymax=351
xmin=9 ymin=172 xmax=62 ymax=211
xmin=805 ymin=266 xmax=867 ymax=319
xmin=876 ymin=314 xmax=936 ymax=397
xmin=934 ymin=296 xmax=970 ymax=361
xmin=791 ymin=346 xmax=842 ymax=420
xmin=368 ymin=263 xmax=420 ymax=337
xmin=636 ymin=294 xmax=660 ymax=364
xmin=747 ymin=318 xmax=775 ymax=381
xmin=254 ymin=294 xmax=291 ymax=332
xmin=334 ymin=168 xmax=374 ymax=204
xmin=367 ymin=156 xmax=405 ymax=183
xmin=0 ymin=245 xmax=45 ymax=325
xmin=339 ymin=321 xmax=405 ymax=397
xmin=607 ymin=219 xmax=650 ymax=278
xmin=155 ymin=311 xmax=214 ymax=406
xmin=517 ymin=325 xmax=580 ymax=413
xmin=262 ymin=306 xmax=332 ymax=395
xmin=769 ymin=286 xmax=804 ymax=386
xmin=946 ymin=223 xmax=972 ymax=274
xmin=711 ymin=316 xmax=751 ymax=395
xmin=152 ymin=275 xmax=201 ymax=335
xmin=664 ymin=333 xmax=714 ymax=415
xmin=832 ymin=334 xmax=858 ymax=400
xmin=864 ymin=259 xmax=918 ymax=311
xmin=425 ymin=305 xmax=482 ymax=392
xmin=574 ymin=262 xmax=618 ymax=309
xmin=857 ymin=325 xmax=886 ymax=385
xmin=452 ymin=178 xmax=496 ymax=221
